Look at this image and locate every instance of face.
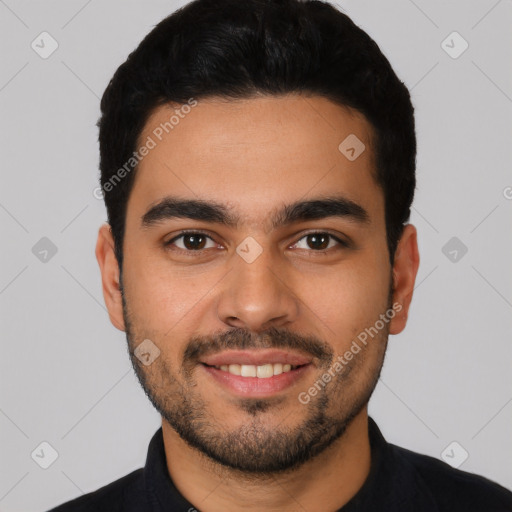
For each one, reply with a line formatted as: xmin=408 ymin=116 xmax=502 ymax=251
xmin=97 ymin=94 xmax=419 ymax=474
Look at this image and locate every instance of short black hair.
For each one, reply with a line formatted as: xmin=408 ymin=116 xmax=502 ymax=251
xmin=97 ymin=0 xmax=416 ymax=270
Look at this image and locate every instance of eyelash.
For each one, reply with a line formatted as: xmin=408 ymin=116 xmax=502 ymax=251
xmin=164 ymin=230 xmax=350 ymax=256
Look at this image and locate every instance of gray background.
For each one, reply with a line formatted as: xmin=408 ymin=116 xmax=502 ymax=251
xmin=0 ymin=0 xmax=511 ymax=510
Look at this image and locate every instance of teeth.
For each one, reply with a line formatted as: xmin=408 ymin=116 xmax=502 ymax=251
xmin=228 ymin=364 xmax=241 ymax=375
xmin=257 ymin=364 xmax=273 ymax=378
xmin=214 ymin=363 xmax=298 ymax=378
xmin=241 ymin=364 xmax=256 ymax=377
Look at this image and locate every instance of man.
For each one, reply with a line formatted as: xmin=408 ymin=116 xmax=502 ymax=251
xmin=49 ymin=0 xmax=512 ymax=510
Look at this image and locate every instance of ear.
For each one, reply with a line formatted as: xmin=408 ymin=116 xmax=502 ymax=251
xmin=389 ymin=224 xmax=420 ymax=335
xmin=95 ymin=223 xmax=126 ymax=331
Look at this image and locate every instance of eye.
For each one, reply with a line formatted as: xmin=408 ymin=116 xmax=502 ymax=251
xmin=164 ymin=230 xmax=349 ymax=256
xmin=165 ymin=231 xmax=219 ymax=252
xmin=291 ymin=232 xmax=348 ymax=252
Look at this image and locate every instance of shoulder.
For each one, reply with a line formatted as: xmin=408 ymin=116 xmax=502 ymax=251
xmin=47 ymin=468 xmax=145 ymax=512
xmin=392 ymin=443 xmax=512 ymax=511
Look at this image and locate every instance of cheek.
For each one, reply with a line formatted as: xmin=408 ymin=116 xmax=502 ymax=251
xmin=300 ymin=253 xmax=390 ymax=350
xmin=123 ymin=249 xmax=221 ymax=335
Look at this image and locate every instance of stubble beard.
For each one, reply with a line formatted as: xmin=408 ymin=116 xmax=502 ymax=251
xmin=121 ymin=283 xmax=391 ymax=476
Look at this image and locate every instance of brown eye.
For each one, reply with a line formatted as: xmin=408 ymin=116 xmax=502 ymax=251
xmin=182 ymin=234 xmax=207 ymax=250
xmin=166 ymin=232 xmax=217 ymax=251
xmin=306 ymin=233 xmax=329 ymax=250
xmin=291 ymin=232 xmax=348 ymax=252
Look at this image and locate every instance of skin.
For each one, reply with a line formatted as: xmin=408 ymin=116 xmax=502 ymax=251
xmin=96 ymin=93 xmax=419 ymax=512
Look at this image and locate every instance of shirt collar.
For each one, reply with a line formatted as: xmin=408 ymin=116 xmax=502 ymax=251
xmin=341 ymin=417 xmax=438 ymax=511
xmin=143 ymin=427 xmax=195 ymax=510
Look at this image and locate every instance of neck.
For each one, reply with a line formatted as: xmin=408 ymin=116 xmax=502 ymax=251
xmin=162 ymin=408 xmax=371 ymax=512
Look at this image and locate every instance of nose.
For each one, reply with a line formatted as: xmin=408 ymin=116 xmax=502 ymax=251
xmin=216 ymin=242 xmax=300 ymax=333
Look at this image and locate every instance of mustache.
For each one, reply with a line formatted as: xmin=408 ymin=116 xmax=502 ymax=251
xmin=183 ymin=326 xmax=334 ymax=368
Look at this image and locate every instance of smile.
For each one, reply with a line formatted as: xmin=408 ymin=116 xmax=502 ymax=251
xmin=207 ymin=363 xmax=300 ymax=378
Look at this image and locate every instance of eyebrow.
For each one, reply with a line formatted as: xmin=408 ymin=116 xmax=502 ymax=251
xmin=141 ymin=195 xmax=370 ymax=230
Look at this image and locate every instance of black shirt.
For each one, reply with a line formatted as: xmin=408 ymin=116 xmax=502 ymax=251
xmin=47 ymin=417 xmax=512 ymax=511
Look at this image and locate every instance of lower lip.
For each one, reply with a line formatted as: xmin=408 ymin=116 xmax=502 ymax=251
xmin=201 ymin=364 xmax=312 ymax=397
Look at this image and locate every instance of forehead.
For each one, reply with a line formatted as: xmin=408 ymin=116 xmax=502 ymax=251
xmin=128 ymin=94 xmax=383 ymax=229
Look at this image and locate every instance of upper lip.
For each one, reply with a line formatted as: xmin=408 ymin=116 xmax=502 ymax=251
xmin=201 ymin=349 xmax=313 ymax=367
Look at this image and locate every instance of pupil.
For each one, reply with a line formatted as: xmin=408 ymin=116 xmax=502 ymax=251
xmin=184 ymin=234 xmax=205 ymax=250
xmin=308 ymin=234 xmax=328 ymax=250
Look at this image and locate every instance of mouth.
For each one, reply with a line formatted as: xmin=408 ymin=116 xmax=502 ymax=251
xmin=204 ymin=362 xmax=305 ymax=378
xmin=199 ymin=350 xmax=314 ymax=397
